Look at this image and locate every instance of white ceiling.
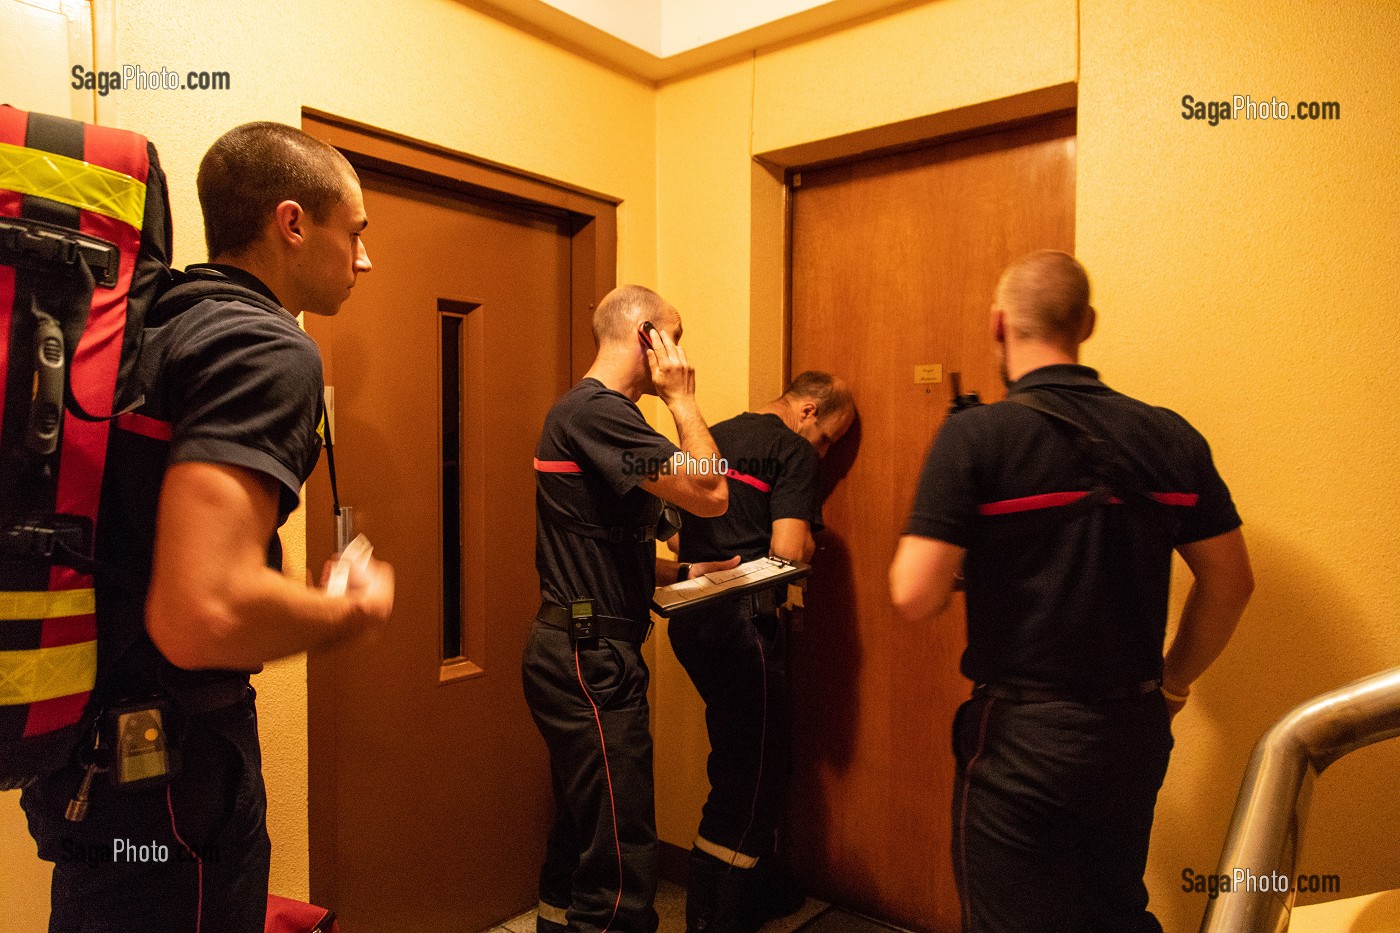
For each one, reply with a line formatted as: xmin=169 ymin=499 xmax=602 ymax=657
xmin=469 ymin=0 xmax=913 ymax=81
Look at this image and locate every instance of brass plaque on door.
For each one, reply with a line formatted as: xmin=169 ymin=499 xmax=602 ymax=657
xmin=914 ymin=364 xmax=943 ymax=384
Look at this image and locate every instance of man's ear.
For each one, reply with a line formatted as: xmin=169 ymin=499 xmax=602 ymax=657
xmin=1080 ymin=306 xmax=1097 ymax=342
xmin=273 ymin=200 xmax=306 ymax=246
xmin=799 ymin=400 xmax=819 ymax=423
xmin=990 ymin=307 xmax=1007 ymax=344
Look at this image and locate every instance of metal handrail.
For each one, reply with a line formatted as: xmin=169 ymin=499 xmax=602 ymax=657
xmin=1200 ymin=666 xmax=1400 ymax=932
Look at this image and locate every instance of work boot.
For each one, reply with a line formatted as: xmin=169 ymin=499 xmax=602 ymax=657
xmin=536 ymin=901 xmax=568 ymax=933
xmin=687 ymin=846 xmax=754 ymax=933
xmin=745 ymin=858 xmax=806 ymax=926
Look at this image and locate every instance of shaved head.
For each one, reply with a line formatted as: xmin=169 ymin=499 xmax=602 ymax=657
xmin=198 ymin=121 xmax=358 ymax=260
xmin=994 ymin=250 xmax=1092 ymax=346
xmin=592 ymin=284 xmax=678 ymax=346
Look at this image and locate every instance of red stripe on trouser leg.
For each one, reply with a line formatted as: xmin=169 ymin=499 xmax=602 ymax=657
xmin=957 ymin=698 xmax=997 ymax=933
xmin=24 ymin=692 xmax=91 ymax=738
xmin=575 ymin=647 xmax=624 ymax=932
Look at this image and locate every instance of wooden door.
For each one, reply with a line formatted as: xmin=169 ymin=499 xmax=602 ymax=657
xmin=303 ymin=138 xmax=604 ymax=931
xmin=786 ymin=114 xmax=1077 ymax=932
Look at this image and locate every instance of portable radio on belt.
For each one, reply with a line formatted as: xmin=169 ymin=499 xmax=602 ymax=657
xmin=569 ymin=599 xmax=596 ymax=641
xmin=104 ymin=698 xmax=180 ymax=789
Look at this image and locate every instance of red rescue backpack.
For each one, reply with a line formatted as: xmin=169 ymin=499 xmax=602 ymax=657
xmin=266 ymin=894 xmax=340 ymax=933
xmin=0 ymin=105 xmax=172 ymax=788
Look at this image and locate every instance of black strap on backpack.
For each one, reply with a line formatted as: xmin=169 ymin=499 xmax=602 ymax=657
xmin=1004 ymin=387 xmax=1163 ymax=512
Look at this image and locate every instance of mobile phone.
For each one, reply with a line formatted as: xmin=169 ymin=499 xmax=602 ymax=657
xmin=638 ymin=321 xmax=658 ymax=350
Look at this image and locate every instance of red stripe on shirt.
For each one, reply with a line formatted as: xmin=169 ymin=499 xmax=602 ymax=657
xmin=1150 ymin=492 xmax=1199 ymax=507
xmin=978 ymin=491 xmax=1091 ymax=516
xmin=724 ymin=469 xmax=771 ymax=493
xmin=979 ymin=490 xmax=1200 ymax=515
xmin=534 ymin=458 xmax=582 ymax=473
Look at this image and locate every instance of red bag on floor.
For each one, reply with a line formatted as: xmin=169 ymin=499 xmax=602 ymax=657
xmin=266 ymin=894 xmax=340 ymax=933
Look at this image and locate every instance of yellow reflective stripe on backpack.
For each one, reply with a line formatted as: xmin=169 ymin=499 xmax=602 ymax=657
xmin=0 ymin=141 xmax=145 ymax=230
xmin=0 ymin=642 xmax=97 ymax=705
xmin=0 ymin=589 xmax=96 ymax=620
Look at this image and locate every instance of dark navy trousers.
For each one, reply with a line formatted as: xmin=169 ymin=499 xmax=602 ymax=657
xmin=667 ymin=602 xmax=791 ymax=862
xmin=951 ymin=690 xmax=1173 ymax=933
xmin=523 ymin=619 xmax=659 ymax=933
xmin=21 ymin=692 xmax=269 ymax=933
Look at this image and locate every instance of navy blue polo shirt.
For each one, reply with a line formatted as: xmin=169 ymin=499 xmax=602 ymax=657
xmin=906 ymin=364 xmax=1241 ymax=692
xmin=678 ymin=412 xmax=823 ymax=564
xmin=97 ymin=265 xmax=324 ymax=690
xmin=534 ymin=378 xmax=679 ymax=624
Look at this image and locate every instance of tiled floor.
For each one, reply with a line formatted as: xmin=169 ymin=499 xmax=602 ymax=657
xmin=483 ymin=880 xmax=828 ymax=933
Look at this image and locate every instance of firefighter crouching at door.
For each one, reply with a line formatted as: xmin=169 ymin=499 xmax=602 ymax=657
xmin=523 ymin=284 xmax=738 ymax=933
xmin=667 ymin=371 xmax=854 ymax=933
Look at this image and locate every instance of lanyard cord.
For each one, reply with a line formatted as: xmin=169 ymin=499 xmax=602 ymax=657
xmin=322 ymin=390 xmax=342 ymax=518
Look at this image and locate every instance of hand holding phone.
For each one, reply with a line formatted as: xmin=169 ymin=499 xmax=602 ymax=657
xmin=638 ymin=319 xmax=696 ymax=406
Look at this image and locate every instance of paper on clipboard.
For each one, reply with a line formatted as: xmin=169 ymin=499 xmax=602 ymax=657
xmin=652 ymin=556 xmax=808 ymax=617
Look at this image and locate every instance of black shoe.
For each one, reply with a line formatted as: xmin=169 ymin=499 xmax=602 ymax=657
xmin=688 ymin=847 xmax=755 ymax=933
xmin=747 ymin=860 xmax=806 ymax=925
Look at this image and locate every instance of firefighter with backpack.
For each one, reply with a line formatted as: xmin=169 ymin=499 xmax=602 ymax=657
xmin=1 ymin=111 xmax=393 ymax=931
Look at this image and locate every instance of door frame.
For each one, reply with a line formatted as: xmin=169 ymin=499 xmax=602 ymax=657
xmin=304 ymin=109 xmax=617 ymax=385
xmin=300 ymin=109 xmax=617 ymax=907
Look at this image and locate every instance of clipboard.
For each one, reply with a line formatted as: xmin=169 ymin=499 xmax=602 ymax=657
xmin=652 ymin=556 xmax=809 ymax=618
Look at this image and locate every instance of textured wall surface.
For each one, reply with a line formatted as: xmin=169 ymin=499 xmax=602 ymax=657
xmin=1077 ymin=2 xmax=1400 ymax=929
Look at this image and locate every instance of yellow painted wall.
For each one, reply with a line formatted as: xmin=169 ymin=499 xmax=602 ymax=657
xmin=654 ymin=2 xmax=1400 ymax=932
xmin=1078 ymin=2 xmax=1400 ymax=930
xmin=4 ymin=0 xmax=1398 ymax=930
xmin=0 ymin=0 xmax=655 ymax=925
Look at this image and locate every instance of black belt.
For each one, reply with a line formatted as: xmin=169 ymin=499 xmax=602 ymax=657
xmin=974 ymin=679 xmax=1161 ymax=704
xmin=537 ymin=602 xmax=652 ymax=645
xmin=174 ymin=679 xmax=252 ymax=717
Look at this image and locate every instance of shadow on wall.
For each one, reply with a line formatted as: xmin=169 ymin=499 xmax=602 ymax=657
xmin=784 ymin=413 xmax=874 ymax=902
xmin=1149 ymin=521 xmax=1399 ymax=931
